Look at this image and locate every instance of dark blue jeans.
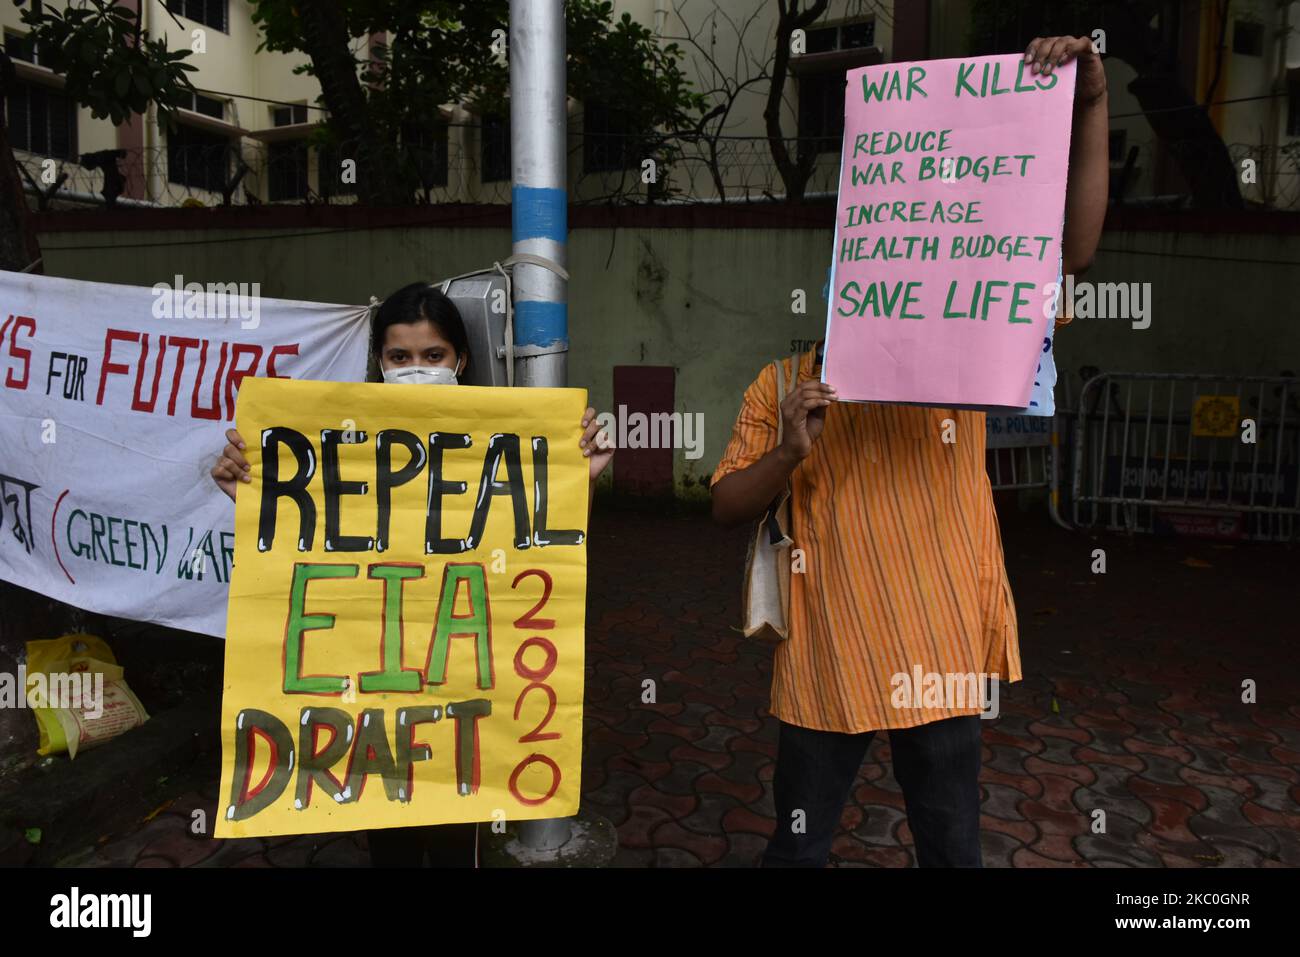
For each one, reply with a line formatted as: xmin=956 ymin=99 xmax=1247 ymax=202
xmin=762 ymin=715 xmax=984 ymax=868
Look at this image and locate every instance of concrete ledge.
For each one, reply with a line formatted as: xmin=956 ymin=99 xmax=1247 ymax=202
xmin=0 ymin=699 xmax=220 ymax=866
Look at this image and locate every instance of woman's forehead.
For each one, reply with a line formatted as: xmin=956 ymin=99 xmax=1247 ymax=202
xmin=383 ymin=319 xmax=451 ymax=350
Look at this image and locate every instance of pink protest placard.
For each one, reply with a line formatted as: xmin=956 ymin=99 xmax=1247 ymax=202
xmin=821 ymin=54 xmax=1076 ymax=408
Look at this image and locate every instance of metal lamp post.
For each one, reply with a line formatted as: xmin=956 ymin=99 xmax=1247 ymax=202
xmin=510 ymin=0 xmax=571 ymax=853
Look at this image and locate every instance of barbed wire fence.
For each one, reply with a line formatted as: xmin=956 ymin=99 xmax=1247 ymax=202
xmin=1111 ymin=136 xmax=1300 ymax=210
xmin=15 ymin=131 xmax=1300 ymax=211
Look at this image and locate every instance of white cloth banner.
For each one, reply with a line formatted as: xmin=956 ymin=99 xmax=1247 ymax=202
xmin=0 ymin=271 xmax=370 ymax=637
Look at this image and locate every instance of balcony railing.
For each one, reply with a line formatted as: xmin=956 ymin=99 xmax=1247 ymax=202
xmin=15 ymin=132 xmax=1300 ymax=211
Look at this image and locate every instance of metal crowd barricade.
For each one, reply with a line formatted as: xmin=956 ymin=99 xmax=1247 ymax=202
xmin=984 ymin=376 xmax=1074 ymax=530
xmin=1071 ymin=372 xmax=1300 ymax=542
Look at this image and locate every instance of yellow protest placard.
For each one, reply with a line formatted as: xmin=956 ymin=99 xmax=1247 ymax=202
xmin=215 ymin=377 xmax=588 ymax=839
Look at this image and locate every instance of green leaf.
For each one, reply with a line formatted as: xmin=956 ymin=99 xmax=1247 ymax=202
xmin=114 ymin=71 xmax=130 ymax=98
xmin=24 ymin=828 xmax=41 ymax=845
xmin=133 ymin=72 xmax=152 ymax=97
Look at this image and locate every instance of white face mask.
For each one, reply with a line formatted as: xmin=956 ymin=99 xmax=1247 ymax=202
xmin=381 ymin=365 xmax=460 ymax=386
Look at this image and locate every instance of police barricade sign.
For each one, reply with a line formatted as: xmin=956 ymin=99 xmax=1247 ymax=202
xmin=985 ymin=411 xmax=1053 ymax=449
xmin=215 ymin=377 xmax=588 ymax=838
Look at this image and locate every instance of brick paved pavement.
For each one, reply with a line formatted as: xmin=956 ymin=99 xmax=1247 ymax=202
xmin=62 ymin=505 xmax=1300 ymax=868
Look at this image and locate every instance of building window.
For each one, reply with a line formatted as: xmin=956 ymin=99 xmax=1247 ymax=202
xmin=6 ymin=81 xmax=77 ymax=160
xmin=167 ymin=123 xmax=230 ymax=191
xmin=1288 ymin=73 xmax=1300 ymax=137
xmin=273 ymin=104 xmax=309 ymax=127
xmin=318 ymin=144 xmax=356 ymax=198
xmin=267 ymin=141 xmax=307 ymax=201
xmin=798 ymin=74 xmax=847 ymax=155
xmin=167 ymin=0 xmax=228 ymax=34
xmin=1232 ymin=20 xmax=1264 ymax=56
xmin=838 ymin=21 xmax=876 ymax=49
xmin=481 ymin=112 xmax=510 ymax=183
xmin=402 ymin=121 xmax=449 ymax=190
xmin=180 ymin=91 xmax=224 ymax=120
xmin=5 ymin=30 xmax=53 ymax=66
xmin=806 ymin=19 xmax=876 ymax=54
xmin=1108 ymin=129 xmax=1127 ymax=163
xmin=798 ymin=20 xmax=876 ymax=154
xmin=583 ymin=100 xmax=637 ymax=173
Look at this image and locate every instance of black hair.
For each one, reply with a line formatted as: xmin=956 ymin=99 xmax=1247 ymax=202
xmin=371 ymin=282 xmax=471 ymax=377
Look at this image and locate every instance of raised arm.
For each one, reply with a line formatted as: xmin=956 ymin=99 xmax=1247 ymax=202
xmin=1026 ymin=36 xmax=1110 ymax=277
xmin=711 ymin=378 xmax=836 ymax=528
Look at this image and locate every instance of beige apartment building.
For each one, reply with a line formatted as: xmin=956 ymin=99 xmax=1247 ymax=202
xmin=3 ymin=0 xmax=326 ymax=207
xmin=4 ymin=0 xmax=1297 ymax=209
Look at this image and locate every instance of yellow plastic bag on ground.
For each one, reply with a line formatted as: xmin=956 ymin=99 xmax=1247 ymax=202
xmin=25 ymin=633 xmax=149 ymax=759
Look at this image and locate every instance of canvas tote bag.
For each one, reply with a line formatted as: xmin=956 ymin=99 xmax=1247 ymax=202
xmin=741 ymin=357 xmax=798 ymax=640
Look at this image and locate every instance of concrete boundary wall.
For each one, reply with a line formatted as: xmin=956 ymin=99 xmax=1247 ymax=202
xmin=32 ymin=206 xmax=1300 ymax=499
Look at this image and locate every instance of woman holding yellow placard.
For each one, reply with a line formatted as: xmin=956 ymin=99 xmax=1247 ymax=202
xmin=209 ymin=281 xmax=614 ymax=866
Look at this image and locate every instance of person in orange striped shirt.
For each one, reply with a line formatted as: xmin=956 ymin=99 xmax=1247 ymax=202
xmin=710 ymin=37 xmax=1109 ymax=868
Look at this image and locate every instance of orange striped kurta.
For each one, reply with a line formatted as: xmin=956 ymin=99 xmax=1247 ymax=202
xmin=712 ymin=348 xmax=1021 ymax=733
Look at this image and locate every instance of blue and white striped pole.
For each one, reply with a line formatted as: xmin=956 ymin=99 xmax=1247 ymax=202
xmin=510 ymin=0 xmax=567 ymax=390
xmin=510 ymin=0 xmax=571 ymax=852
